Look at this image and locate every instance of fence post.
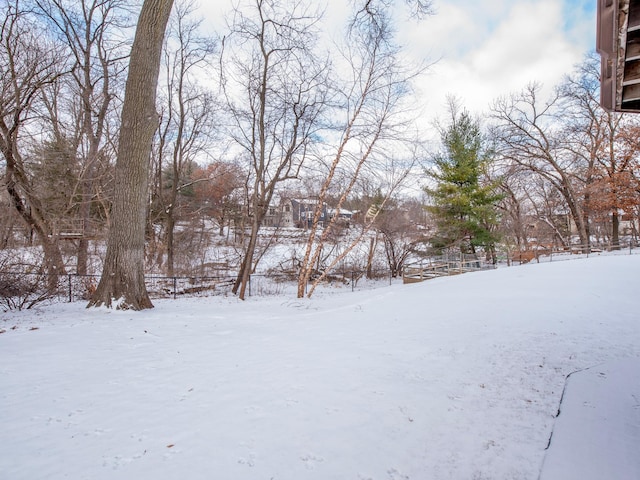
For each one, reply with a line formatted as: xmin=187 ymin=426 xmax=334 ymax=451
xmin=173 ymin=277 xmax=177 ymax=299
xmin=249 ymin=275 xmax=251 ymax=296
xmin=68 ymin=274 xmax=72 ymax=303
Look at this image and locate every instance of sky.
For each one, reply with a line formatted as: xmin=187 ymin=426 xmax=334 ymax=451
xmin=403 ymin=0 xmax=597 ymax=115
xmin=198 ymin=0 xmax=597 ymax=123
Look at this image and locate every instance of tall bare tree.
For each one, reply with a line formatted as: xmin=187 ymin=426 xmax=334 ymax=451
xmin=0 ymin=0 xmax=67 ymax=284
xmin=560 ymin=54 xmax=640 ymax=248
xmin=35 ymin=0 xmax=130 ymax=275
xmin=88 ymin=0 xmax=174 ymax=310
xmin=375 ymin=198 xmax=424 ymax=277
xmin=490 ymin=83 xmax=591 ymax=250
xmin=152 ymin=0 xmax=216 ymax=276
xmin=221 ymin=0 xmax=329 ymax=300
xmin=296 ymin=0 xmax=425 ymax=298
xmin=491 ymin=163 xmax=534 ymax=251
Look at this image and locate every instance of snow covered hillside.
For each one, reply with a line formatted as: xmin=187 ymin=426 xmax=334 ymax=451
xmin=1 ymin=254 xmax=639 ymax=479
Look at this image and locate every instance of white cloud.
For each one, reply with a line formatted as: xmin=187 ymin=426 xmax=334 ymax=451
xmin=407 ymin=0 xmax=594 ymax=122
xmin=195 ymin=0 xmax=595 ymax=130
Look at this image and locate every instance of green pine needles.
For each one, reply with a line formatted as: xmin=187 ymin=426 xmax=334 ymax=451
xmin=424 ymin=106 xmax=502 ymax=261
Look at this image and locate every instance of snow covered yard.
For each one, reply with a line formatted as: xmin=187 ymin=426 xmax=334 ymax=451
xmin=1 ymin=254 xmax=639 ymax=479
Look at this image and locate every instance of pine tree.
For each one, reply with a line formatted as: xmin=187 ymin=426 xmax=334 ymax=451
xmin=425 ymin=106 xmax=502 ymax=260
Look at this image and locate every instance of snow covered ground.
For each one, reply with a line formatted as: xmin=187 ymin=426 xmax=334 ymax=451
xmin=1 ymin=253 xmax=639 ymax=479
xmin=539 ymin=357 xmax=640 ymax=480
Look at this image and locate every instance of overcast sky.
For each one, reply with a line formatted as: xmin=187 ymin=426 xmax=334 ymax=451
xmin=199 ymin=0 xmax=597 ymax=125
xmin=405 ymin=0 xmax=597 ymax=115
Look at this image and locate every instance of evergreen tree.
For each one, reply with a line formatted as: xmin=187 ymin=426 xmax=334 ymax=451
xmin=425 ymin=105 xmax=502 ymax=260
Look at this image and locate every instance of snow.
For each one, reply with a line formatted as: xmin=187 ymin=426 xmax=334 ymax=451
xmin=1 ymin=254 xmax=639 ymax=479
xmin=539 ymin=358 xmax=640 ymax=480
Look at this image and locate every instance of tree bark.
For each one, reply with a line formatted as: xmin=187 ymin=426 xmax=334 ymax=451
xmin=88 ymin=0 xmax=174 ymax=310
xmin=4 ymin=157 xmax=67 ymax=288
xmin=612 ymin=210 xmax=620 ymax=248
xmin=366 ymin=235 xmax=376 ymax=279
xmin=232 ymin=201 xmax=268 ymax=300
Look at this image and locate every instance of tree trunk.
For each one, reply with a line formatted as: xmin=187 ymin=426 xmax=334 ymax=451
xmin=564 ymin=188 xmax=589 ymax=251
xmin=612 ymin=210 xmax=620 ymax=249
xmin=76 ymin=90 xmax=101 ymax=276
xmin=233 ymin=208 xmax=265 ymax=300
xmin=76 ymin=191 xmax=91 ymax=275
xmin=367 ymin=235 xmax=376 ymax=279
xmin=166 ymin=212 xmax=176 ymax=277
xmin=3 ymin=152 xmax=67 ymax=287
xmin=76 ymin=136 xmax=99 ymax=276
xmin=88 ymin=0 xmax=174 ymax=310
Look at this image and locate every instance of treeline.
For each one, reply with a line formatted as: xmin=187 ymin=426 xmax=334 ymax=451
xmin=424 ymin=57 xmax=640 ymax=264
xmin=1 ymin=0 xmax=639 ymax=307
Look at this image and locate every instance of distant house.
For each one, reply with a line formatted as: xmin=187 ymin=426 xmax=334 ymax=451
xmin=327 ymin=207 xmax=354 ymax=227
xmin=263 ymin=198 xmax=353 ymax=229
xmin=262 ymin=205 xmax=282 ymax=228
xmin=278 ymin=201 xmax=294 ymax=227
xmin=288 ymin=198 xmax=328 ymax=228
xmin=328 ymin=207 xmax=354 ymax=220
xmin=619 ymin=213 xmax=637 ymax=236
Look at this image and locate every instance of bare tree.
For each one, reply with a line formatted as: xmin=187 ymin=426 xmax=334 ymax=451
xmin=35 ymin=0 xmax=130 ymax=275
xmin=191 ymin=161 xmax=245 ymax=237
xmin=560 ymin=54 xmax=640 ymax=248
xmin=376 ymin=198 xmax=424 ymax=277
xmin=152 ymin=0 xmax=216 ymax=276
xmin=490 ymin=83 xmax=591 ymax=249
xmin=525 ymin=176 xmax=572 ymax=246
xmin=492 ymin=55 xmax=640 ymax=252
xmin=88 ymin=0 xmax=174 ymax=310
xmin=296 ymin=1 xmax=425 ymax=298
xmin=221 ymin=0 xmax=329 ymax=300
xmin=0 ymin=0 xmax=67 ymax=284
xmin=489 ymin=157 xmax=528 ymax=251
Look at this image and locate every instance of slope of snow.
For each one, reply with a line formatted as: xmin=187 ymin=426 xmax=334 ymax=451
xmin=1 ymin=254 xmax=639 ymax=479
